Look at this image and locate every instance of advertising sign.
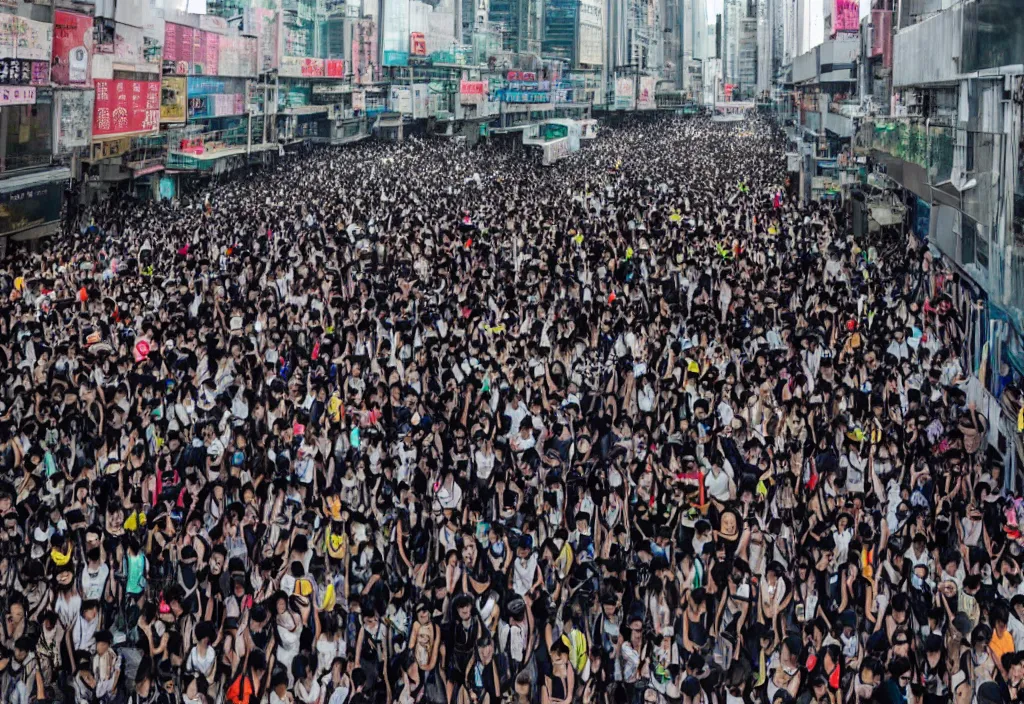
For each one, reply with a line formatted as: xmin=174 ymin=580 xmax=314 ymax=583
xmin=412 ymin=83 xmax=429 ymax=118
xmin=578 ymin=0 xmax=603 ymax=65
xmin=92 ymin=79 xmax=160 ymax=137
xmin=832 ymin=0 xmax=860 ymax=35
xmin=326 ymin=59 xmax=345 ymax=78
xmin=187 ymin=95 xmax=207 ymax=118
xmin=352 ymin=19 xmax=377 ymax=85
xmin=638 ymin=76 xmax=656 ymax=110
xmin=56 ymin=89 xmax=94 ymax=149
xmin=460 ymin=79 xmax=485 ymax=104
xmin=389 ymin=85 xmax=411 ymax=114
xmin=410 ymin=32 xmax=426 ymax=56
xmin=0 ymin=59 xmax=49 ymax=86
xmin=160 ymin=76 xmax=186 ymax=122
xmin=280 ymin=56 xmax=325 ymax=77
xmin=0 ymin=86 xmax=35 ymax=105
xmin=52 ymin=12 xmax=93 ymax=85
xmin=0 ymin=182 xmax=63 ymax=237
xmin=90 ymin=137 xmax=131 ymax=160
xmin=614 ymin=77 xmax=634 ymax=110
xmin=352 ymin=90 xmax=365 ymax=111
xmin=0 ymin=16 xmax=51 ymax=61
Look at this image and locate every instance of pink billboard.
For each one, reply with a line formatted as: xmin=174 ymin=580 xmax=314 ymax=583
xmin=832 ymin=0 xmax=859 ymax=35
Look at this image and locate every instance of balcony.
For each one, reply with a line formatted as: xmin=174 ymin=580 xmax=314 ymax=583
xmin=892 ymin=3 xmax=962 ymax=87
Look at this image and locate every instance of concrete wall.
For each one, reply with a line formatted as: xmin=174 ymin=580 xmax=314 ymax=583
xmin=793 ymin=47 xmax=817 ymax=83
xmin=893 ymin=4 xmax=961 ymax=87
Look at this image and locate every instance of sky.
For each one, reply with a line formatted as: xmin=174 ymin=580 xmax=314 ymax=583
xmin=707 ymin=0 xmax=722 ymax=23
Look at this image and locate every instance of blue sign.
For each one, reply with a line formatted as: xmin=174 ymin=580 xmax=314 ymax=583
xmin=383 ymin=50 xmax=409 ymax=67
xmin=500 ymin=90 xmax=552 ymax=103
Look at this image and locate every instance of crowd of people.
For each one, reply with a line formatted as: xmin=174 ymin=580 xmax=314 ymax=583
xmin=0 ymin=113 xmax=1015 ymax=704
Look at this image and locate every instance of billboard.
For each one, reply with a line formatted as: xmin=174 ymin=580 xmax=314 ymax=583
xmin=832 ymin=0 xmax=860 ymax=35
xmin=92 ymin=79 xmax=160 ymax=137
xmin=579 ymin=0 xmax=603 ymax=65
xmin=352 ymin=19 xmax=378 ymax=85
xmin=280 ymin=57 xmax=325 ymax=77
xmin=0 ymin=182 xmax=63 ymax=237
xmin=638 ymin=76 xmax=656 ymax=109
xmin=326 ymin=59 xmax=345 ymax=77
xmin=56 ymin=89 xmax=94 ymax=150
xmin=52 ymin=12 xmax=93 ymax=85
xmin=352 ymin=90 xmax=365 ymax=111
xmin=163 ymin=25 xmax=220 ymax=75
xmin=0 ymin=16 xmax=52 ymax=61
xmin=410 ymin=32 xmax=426 ymax=56
xmin=160 ymin=76 xmax=186 ymax=122
xmin=614 ymin=77 xmax=634 ymax=110
xmin=460 ymin=79 xmax=485 ymax=104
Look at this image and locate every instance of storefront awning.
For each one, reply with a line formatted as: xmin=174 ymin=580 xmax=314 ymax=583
xmin=869 ymin=205 xmax=903 ymax=227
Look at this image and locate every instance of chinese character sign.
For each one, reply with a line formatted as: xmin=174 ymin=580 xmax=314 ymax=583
xmin=92 ymin=79 xmax=160 ymax=137
xmin=833 ymin=0 xmax=859 ymax=34
xmin=410 ymin=32 xmax=426 ymax=56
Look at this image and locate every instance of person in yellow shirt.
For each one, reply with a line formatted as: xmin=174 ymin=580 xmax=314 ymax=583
xmin=990 ymin=604 xmax=1016 ymax=678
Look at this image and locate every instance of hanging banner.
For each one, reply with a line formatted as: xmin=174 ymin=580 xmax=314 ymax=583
xmin=352 ymin=19 xmax=377 ymax=85
xmin=56 ymin=90 xmax=94 ymax=150
xmin=0 ymin=16 xmax=52 ymax=61
xmin=0 ymin=86 xmax=35 ymax=105
xmin=52 ymin=11 xmax=93 ymax=85
xmin=326 ymin=58 xmax=345 ymax=78
xmin=160 ymin=76 xmax=186 ymax=122
xmin=638 ymin=76 xmax=656 ymax=110
xmin=410 ymin=32 xmax=426 ymax=56
xmin=0 ymin=182 xmax=63 ymax=237
xmin=280 ymin=56 xmax=325 ymax=77
xmin=92 ymin=79 xmax=160 ymax=137
xmin=832 ymin=0 xmax=860 ymax=35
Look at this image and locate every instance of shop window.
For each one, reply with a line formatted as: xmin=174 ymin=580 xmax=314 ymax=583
xmin=3 ymin=102 xmax=53 ymax=173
